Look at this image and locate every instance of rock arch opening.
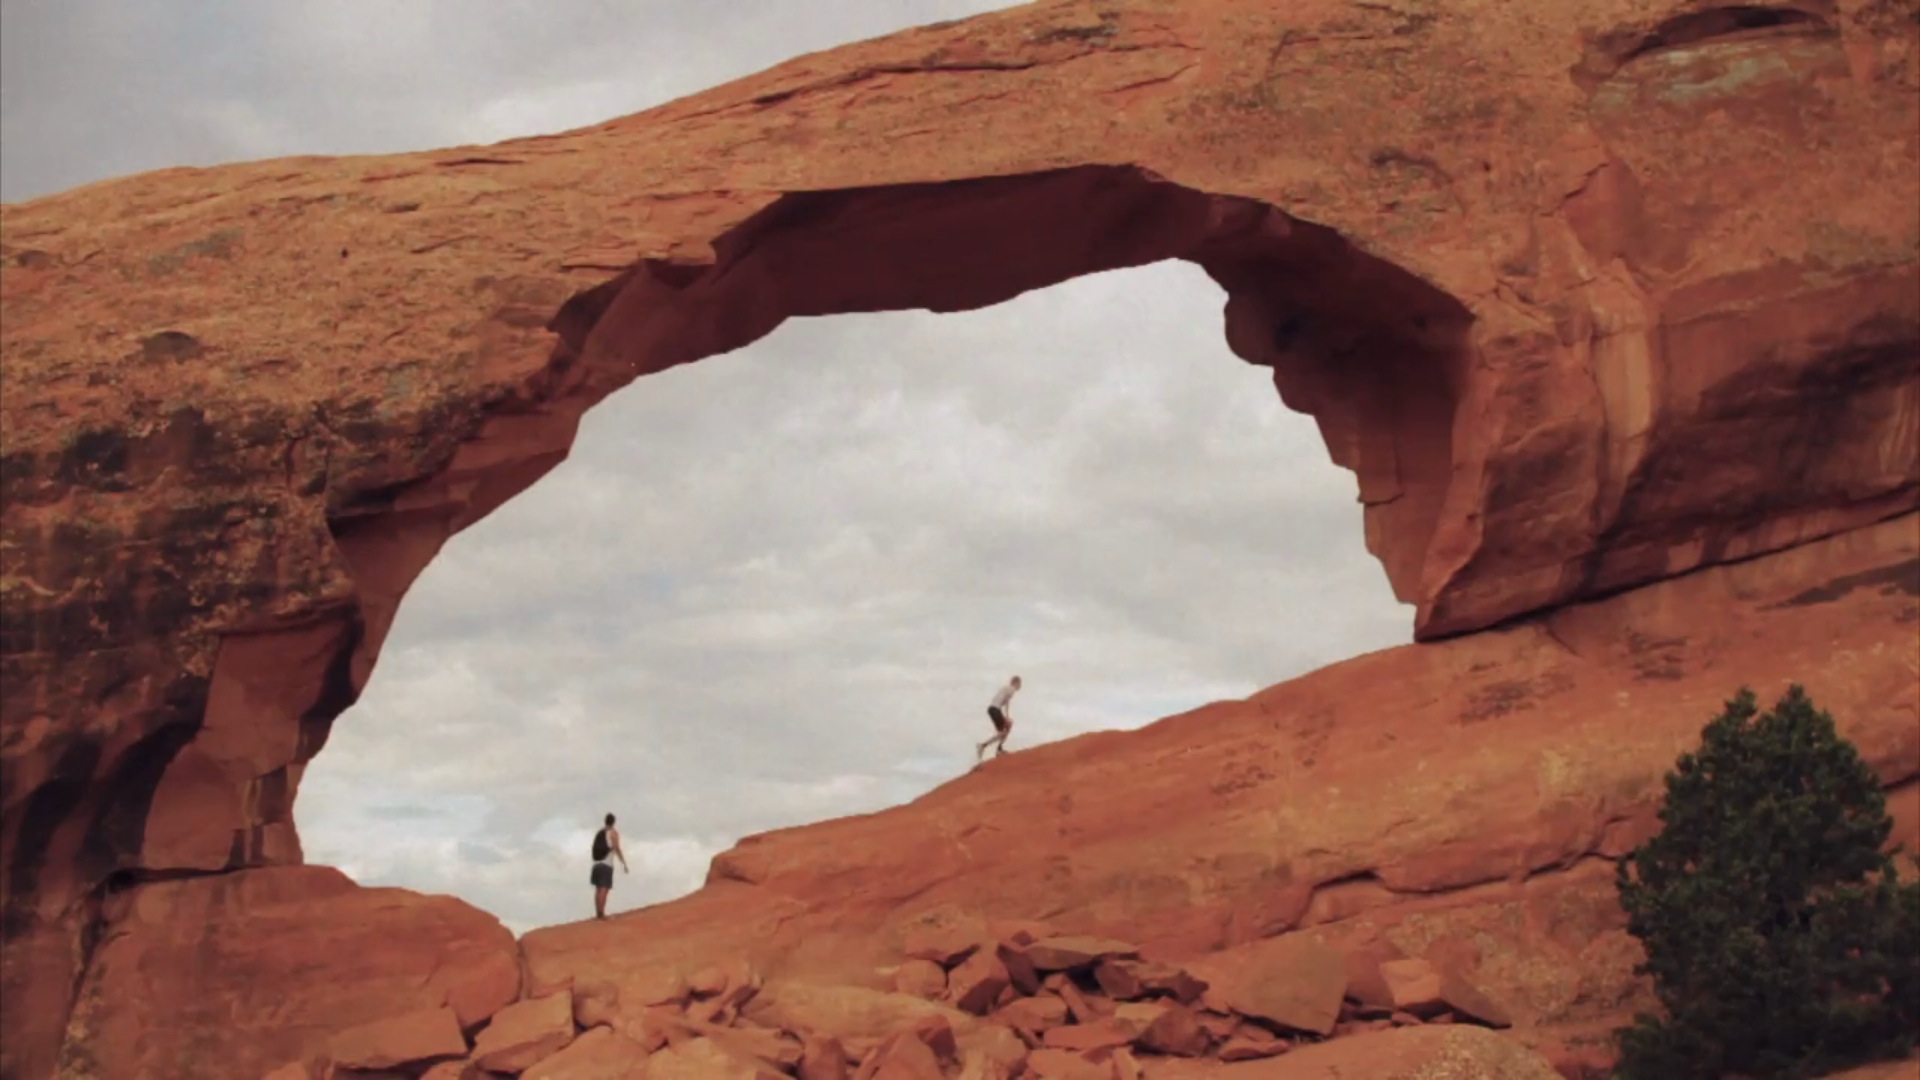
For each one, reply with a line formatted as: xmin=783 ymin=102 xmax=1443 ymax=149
xmin=297 ymin=256 xmax=1419 ymax=932
xmin=559 ymin=166 xmax=1473 ymax=595
xmin=286 ymin=165 xmax=1475 ymax=920
xmin=132 ymin=165 xmax=1482 ymax=914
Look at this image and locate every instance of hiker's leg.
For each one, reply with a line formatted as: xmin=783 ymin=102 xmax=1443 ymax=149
xmin=594 ymin=886 xmax=607 ymax=919
xmin=982 ymin=707 xmax=1011 ymax=760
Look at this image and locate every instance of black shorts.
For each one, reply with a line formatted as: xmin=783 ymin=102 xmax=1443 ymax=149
xmin=988 ymin=706 xmax=1009 ymax=733
xmin=590 ymin=862 xmax=614 ymax=889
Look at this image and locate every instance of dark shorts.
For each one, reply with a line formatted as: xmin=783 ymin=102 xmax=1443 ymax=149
xmin=590 ymin=862 xmax=613 ymax=889
xmin=988 ymin=706 xmax=1010 ymax=733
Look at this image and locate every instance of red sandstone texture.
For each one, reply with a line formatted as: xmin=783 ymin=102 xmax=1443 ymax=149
xmin=48 ymin=514 xmax=1918 ymax=1079
xmin=1 ymin=0 xmax=1917 ymax=1077
xmin=56 ymin=866 xmax=518 ymax=1079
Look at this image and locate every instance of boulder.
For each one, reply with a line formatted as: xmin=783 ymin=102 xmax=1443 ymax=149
xmin=955 ymin=1023 xmax=1029 ymax=1075
xmin=327 ymin=1006 xmax=467 ymax=1071
xmin=948 ymin=949 xmax=1012 ymax=1015
xmin=854 ymin=1032 xmax=944 ymax=1080
xmin=1379 ymin=958 xmax=1446 ymax=1016
xmin=685 ymin=961 xmax=762 ymax=1026
xmin=798 ymin=1035 xmax=852 ymax=1080
xmin=907 ymin=1013 xmax=958 ymax=1063
xmin=892 ymin=959 xmax=948 ymax=999
xmin=1437 ymin=972 xmax=1513 ymax=1030
xmin=1139 ymin=966 xmax=1208 ymax=1006
xmin=699 ymin=1023 xmax=806 ymax=1071
xmin=42 ymin=868 xmax=518 ymax=1080
xmin=621 ymin=1004 xmax=689 ymax=1053
xmin=572 ymin=981 xmax=621 ymax=1030
xmin=690 ymin=959 xmax=760 ymax=1000
xmin=1093 ymin=960 xmax=1144 ymax=1001
xmin=521 ymin=1025 xmax=651 ymax=1080
xmin=1040 ymin=1019 xmax=1138 ymax=1053
xmin=1197 ymin=1013 xmax=1241 ymax=1042
xmin=1343 ymin=943 xmax=1405 ymax=1011
xmin=997 ymin=993 xmax=1070 ymax=1036
xmin=1024 ymin=937 xmax=1140 ymax=972
xmin=1112 ymin=1001 xmax=1165 ymax=1027
xmin=1137 ymin=1001 xmax=1209 ymax=1057
xmin=1045 ymin=975 xmax=1110 ymax=1023
xmin=1188 ymin=936 xmax=1348 ymax=1036
xmin=1218 ymin=1030 xmax=1290 ymax=1061
xmin=997 ymin=943 xmax=1043 ymax=996
xmin=472 ymin=993 xmax=576 ymax=1073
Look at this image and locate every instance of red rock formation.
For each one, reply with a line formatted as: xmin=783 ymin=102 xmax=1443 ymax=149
xmin=52 ymin=866 xmax=517 ymax=1080
xmin=0 ymin=0 xmax=1916 ymax=1076
xmin=518 ymin=514 xmax=1920 ymax=1071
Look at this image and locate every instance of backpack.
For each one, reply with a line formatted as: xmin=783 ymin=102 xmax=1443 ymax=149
xmin=592 ymin=828 xmax=610 ymax=862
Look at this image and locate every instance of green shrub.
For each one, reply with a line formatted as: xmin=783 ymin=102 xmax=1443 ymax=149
xmin=1612 ymin=685 xmax=1920 ymax=1079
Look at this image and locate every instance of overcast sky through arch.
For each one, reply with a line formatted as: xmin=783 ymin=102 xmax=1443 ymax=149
xmin=2 ymin=0 xmax=1413 ymax=934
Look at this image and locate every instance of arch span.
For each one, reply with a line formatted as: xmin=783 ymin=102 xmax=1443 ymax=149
xmin=572 ymin=166 xmax=1473 ymax=602
xmin=328 ymin=165 xmax=1475 ymax=722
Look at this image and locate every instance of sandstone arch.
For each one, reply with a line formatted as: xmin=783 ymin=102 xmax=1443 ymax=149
xmin=338 ymin=164 xmax=1473 ymax=677
xmin=3 ymin=166 xmax=1484 ymax=1079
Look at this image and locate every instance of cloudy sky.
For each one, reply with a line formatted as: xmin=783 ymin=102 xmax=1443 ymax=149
xmin=2 ymin=1 xmax=1411 ymax=935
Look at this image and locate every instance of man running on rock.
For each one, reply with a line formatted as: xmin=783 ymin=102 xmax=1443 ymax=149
xmin=590 ymin=812 xmax=629 ymax=920
xmin=977 ymin=675 xmax=1022 ymax=762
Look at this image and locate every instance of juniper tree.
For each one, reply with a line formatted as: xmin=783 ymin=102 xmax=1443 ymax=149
xmin=1612 ymin=685 xmax=1920 ymax=1079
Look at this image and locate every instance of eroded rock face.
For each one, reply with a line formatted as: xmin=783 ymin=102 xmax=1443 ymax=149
xmin=51 ymin=866 xmax=517 ymax=1080
xmin=520 ymin=514 xmax=1920 ymax=1065
xmin=0 ymin=0 xmax=1916 ymax=1075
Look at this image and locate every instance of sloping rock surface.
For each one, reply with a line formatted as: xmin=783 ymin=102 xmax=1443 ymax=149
xmin=52 ymin=866 xmax=517 ymax=1080
xmin=521 ymin=515 xmax=1920 ymax=1065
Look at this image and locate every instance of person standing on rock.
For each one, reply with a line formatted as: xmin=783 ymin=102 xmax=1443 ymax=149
xmin=976 ymin=675 xmax=1022 ymax=762
xmin=590 ymin=812 xmax=628 ymax=920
